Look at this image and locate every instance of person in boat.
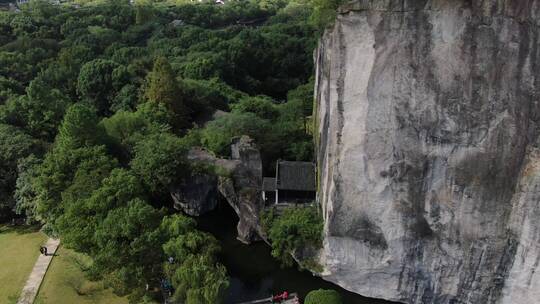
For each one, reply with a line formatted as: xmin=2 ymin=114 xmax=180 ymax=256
xmin=272 ymin=291 xmax=289 ymax=302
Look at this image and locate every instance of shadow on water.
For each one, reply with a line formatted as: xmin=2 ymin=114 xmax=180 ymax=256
xmin=196 ymin=201 xmax=396 ymax=304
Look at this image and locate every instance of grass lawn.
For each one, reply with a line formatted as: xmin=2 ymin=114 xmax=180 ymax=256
xmin=35 ymin=246 xmax=128 ymax=304
xmin=0 ymin=225 xmax=47 ymax=304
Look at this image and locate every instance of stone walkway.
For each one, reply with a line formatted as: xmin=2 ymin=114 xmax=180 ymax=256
xmin=17 ymin=238 xmax=60 ymax=304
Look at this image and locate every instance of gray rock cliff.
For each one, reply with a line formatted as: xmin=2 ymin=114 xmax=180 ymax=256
xmin=315 ymin=1 xmax=540 ymax=303
xmin=178 ymin=136 xmax=264 ymax=243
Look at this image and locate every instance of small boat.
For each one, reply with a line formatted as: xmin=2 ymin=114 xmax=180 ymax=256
xmin=237 ymin=292 xmax=300 ymax=304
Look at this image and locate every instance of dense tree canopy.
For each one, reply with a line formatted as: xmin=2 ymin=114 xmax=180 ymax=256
xmin=0 ymin=0 xmax=326 ymax=302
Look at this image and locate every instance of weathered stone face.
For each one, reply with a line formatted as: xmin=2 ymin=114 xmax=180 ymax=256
xmin=219 ymin=136 xmax=265 ymax=244
xmin=176 ymin=137 xmax=264 ymax=243
xmin=315 ymin=1 xmax=540 ymax=303
xmin=170 ymin=174 xmax=218 ymax=216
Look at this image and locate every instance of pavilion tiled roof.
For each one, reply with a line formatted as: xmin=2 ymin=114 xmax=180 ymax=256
xmin=262 ymin=177 xmax=276 ymax=191
xmin=276 ymin=161 xmax=316 ymax=191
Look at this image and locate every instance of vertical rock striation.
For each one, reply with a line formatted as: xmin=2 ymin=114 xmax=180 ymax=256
xmin=315 ymin=1 xmax=540 ymax=303
xmin=218 ymin=136 xmax=265 ymax=244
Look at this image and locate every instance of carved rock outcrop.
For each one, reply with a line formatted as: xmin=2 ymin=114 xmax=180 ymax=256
xmin=177 ymin=136 xmax=264 ymax=243
xmin=217 ymin=136 xmax=265 ymax=244
xmin=315 ymin=1 xmax=540 ymax=303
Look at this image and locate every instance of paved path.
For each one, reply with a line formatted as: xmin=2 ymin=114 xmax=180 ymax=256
xmin=17 ymin=238 xmax=60 ymax=304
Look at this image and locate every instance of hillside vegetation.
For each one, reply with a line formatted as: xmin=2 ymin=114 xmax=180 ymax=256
xmin=0 ymin=0 xmax=334 ymax=303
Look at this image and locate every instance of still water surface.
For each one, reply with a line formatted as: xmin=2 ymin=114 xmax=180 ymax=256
xmin=196 ymin=203 xmax=396 ymax=304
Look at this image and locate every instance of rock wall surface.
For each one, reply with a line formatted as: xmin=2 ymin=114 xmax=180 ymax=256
xmin=171 ymin=174 xmax=218 ymax=216
xmin=180 ymin=136 xmax=264 ymax=243
xmin=315 ymin=1 xmax=540 ymax=303
xmin=218 ymin=136 xmax=265 ymax=243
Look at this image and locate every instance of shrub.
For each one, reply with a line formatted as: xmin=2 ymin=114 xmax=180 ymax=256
xmin=310 ymin=0 xmax=346 ymax=30
xmin=305 ymin=289 xmax=343 ymax=304
xmin=264 ymin=205 xmax=323 ymax=267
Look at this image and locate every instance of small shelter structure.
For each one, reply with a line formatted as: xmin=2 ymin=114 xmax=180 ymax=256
xmin=262 ymin=161 xmax=316 ymax=205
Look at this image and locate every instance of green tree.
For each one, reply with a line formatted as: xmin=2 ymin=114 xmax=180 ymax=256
xmin=57 ymin=103 xmax=106 ymax=149
xmin=179 ymin=78 xmax=246 ymax=120
xmin=231 ymin=96 xmax=279 ymax=120
xmin=144 ymin=57 xmax=190 ymax=129
xmin=162 ymin=229 xmax=220 ymax=265
xmin=135 ymin=5 xmax=154 ymax=25
xmin=59 ymin=148 xmax=119 ymax=212
xmin=130 ymin=132 xmax=190 ymax=192
xmin=160 ymin=213 xmax=198 ymax=238
xmin=0 ymin=124 xmax=39 ymax=219
xmin=0 ymin=75 xmax=24 ymax=104
xmin=27 ymin=0 xmax=61 ymax=24
xmin=0 ymin=78 xmax=70 ymax=141
xmin=309 ymin=0 xmax=345 ymax=29
xmin=172 ymin=255 xmax=229 ymax=304
xmin=283 ymin=81 xmax=314 ymax=132
xmin=111 ymin=84 xmax=139 ymax=112
xmin=87 ymin=26 xmax=121 ymax=50
xmin=266 ymin=206 xmax=323 ymax=267
xmin=93 ymin=198 xmax=164 ymax=296
xmin=24 ymin=79 xmax=70 ymax=140
xmin=305 ymin=289 xmax=343 ymax=304
xmin=258 ymin=0 xmax=289 ymax=12
xmin=14 ymin=155 xmax=41 ymax=223
xmin=101 ymin=110 xmax=151 ymax=161
xmin=34 ymin=104 xmax=115 ymax=225
xmin=57 ymin=168 xmax=144 ymax=253
xmin=181 ymin=52 xmax=225 ymax=80
xmin=271 ymin=81 xmax=315 ymax=161
xmin=77 ymin=59 xmax=122 ymax=115
xmin=35 ymin=145 xmax=117 ymax=228
xmin=9 ymin=14 xmax=36 ymax=37
xmin=161 ymin=214 xmax=229 ymax=304
xmin=135 ymin=101 xmax=175 ymax=130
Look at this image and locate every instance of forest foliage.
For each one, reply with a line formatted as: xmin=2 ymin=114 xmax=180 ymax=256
xmin=261 ymin=206 xmax=323 ymax=267
xmin=0 ymin=0 xmax=337 ymax=302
